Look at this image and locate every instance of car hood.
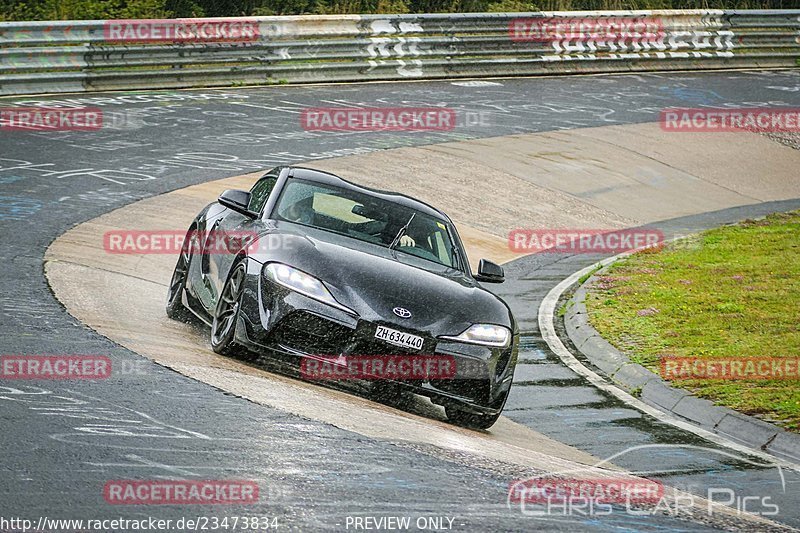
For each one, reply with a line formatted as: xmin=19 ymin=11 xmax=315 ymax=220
xmin=251 ymin=222 xmax=514 ymax=335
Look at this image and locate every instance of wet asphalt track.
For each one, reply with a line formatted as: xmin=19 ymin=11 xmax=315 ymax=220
xmin=2 ymin=71 xmax=800 ymax=531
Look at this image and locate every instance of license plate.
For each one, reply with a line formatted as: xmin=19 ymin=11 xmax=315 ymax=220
xmin=375 ymin=325 xmax=424 ymax=351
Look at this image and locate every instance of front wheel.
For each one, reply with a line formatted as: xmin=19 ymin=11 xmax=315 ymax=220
xmin=211 ymin=261 xmax=247 ymax=356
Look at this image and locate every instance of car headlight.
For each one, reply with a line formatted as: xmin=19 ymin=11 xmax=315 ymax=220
xmin=441 ymin=324 xmax=511 ymax=347
xmin=264 ymin=263 xmax=354 ymax=314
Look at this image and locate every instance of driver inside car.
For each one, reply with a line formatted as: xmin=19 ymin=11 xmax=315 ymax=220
xmin=281 ymin=197 xmax=315 ymax=225
xmin=399 ymin=234 xmax=416 ymax=247
xmin=396 ymin=218 xmax=435 ymax=252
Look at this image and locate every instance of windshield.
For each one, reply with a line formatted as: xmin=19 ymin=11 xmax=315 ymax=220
xmin=273 ymin=178 xmax=461 ymax=269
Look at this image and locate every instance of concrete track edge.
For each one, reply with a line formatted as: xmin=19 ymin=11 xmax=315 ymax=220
xmin=539 ymin=243 xmax=800 ymax=472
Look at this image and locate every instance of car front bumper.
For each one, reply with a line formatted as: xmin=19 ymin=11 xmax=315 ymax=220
xmin=236 ymin=271 xmax=518 ymax=415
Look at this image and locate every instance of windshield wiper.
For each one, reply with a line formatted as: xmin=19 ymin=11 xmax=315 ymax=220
xmin=389 ymin=213 xmax=415 ymax=251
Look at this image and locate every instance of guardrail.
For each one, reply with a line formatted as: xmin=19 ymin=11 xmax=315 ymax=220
xmin=1 ymin=10 xmax=799 ymax=96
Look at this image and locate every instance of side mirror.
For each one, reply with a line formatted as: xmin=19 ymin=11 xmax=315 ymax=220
xmin=474 ymin=259 xmax=504 ymax=283
xmin=218 ymin=189 xmax=255 ymax=218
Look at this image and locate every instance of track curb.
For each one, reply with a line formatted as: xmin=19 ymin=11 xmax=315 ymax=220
xmin=562 ymin=255 xmax=800 ymax=464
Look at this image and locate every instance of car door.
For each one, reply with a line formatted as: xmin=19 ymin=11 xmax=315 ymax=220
xmin=189 ymin=203 xmax=230 ymax=314
xmin=205 ymin=172 xmax=279 ymax=309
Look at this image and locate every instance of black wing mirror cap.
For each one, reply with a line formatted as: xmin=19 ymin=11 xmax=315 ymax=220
xmin=474 ymin=259 xmax=504 ymax=283
xmin=218 ymin=189 xmax=255 ymax=218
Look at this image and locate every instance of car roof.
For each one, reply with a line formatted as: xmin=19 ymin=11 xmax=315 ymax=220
xmin=285 ymin=166 xmax=452 ymax=222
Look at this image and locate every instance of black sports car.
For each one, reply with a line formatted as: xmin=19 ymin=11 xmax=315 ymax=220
xmin=166 ymin=166 xmax=519 ymax=429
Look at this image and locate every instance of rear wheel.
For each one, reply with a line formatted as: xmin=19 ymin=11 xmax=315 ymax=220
xmin=166 ymin=233 xmax=193 ymax=321
xmin=211 ymin=261 xmax=247 ymax=356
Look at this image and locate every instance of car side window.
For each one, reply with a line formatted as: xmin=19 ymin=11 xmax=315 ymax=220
xmin=248 ymin=175 xmax=277 ymax=214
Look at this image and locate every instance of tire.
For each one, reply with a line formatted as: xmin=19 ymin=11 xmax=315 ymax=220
xmin=166 ymin=232 xmax=194 ymax=321
xmin=445 ymin=405 xmax=502 ymax=430
xmin=211 ymin=261 xmax=247 ymax=356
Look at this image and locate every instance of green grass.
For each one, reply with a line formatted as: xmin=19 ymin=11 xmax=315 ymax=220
xmin=579 ymin=264 xmax=602 ymax=286
xmin=585 ymin=211 xmax=800 ymax=431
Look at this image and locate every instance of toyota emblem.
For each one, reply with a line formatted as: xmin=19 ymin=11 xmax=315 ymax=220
xmin=393 ymin=307 xmax=412 ymax=319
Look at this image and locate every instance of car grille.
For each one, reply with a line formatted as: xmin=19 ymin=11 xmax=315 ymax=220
xmin=270 ymin=311 xmax=352 ymax=356
xmin=270 ymin=314 xmax=490 ymax=404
